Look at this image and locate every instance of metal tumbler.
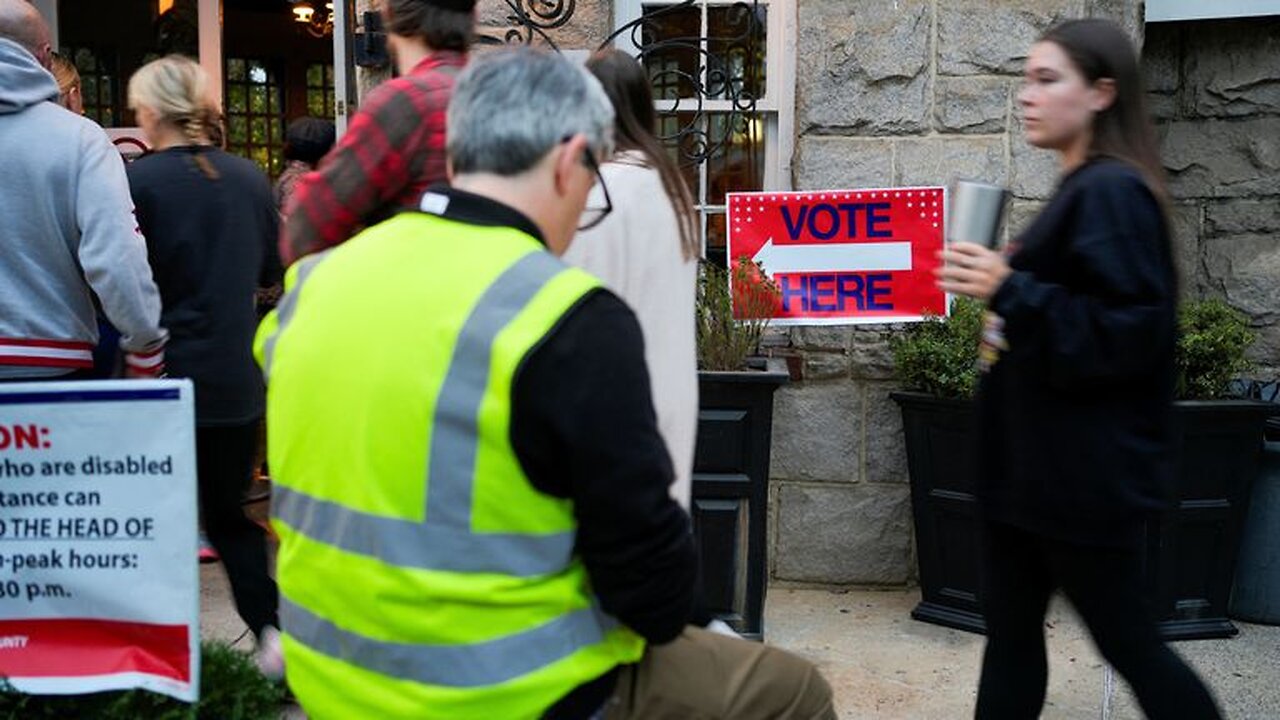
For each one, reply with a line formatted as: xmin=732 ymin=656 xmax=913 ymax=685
xmin=948 ymin=180 xmax=1009 ymax=249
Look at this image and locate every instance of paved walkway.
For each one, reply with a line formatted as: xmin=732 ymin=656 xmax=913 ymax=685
xmin=200 ymin=567 xmax=1279 ymax=718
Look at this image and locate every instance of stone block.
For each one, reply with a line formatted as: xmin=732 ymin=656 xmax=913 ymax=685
xmin=1205 ymin=199 xmax=1280 ymax=237
xmin=1185 ymin=19 xmax=1280 ymax=119
xmin=770 ymin=381 xmax=862 ymax=482
xmin=1250 ymin=325 xmax=1280 ymax=379
xmin=850 ymin=328 xmax=897 ymax=380
xmin=792 ymin=326 xmax=852 ymax=352
xmin=774 ymin=482 xmax=912 ymax=584
xmin=797 ymin=0 xmax=932 ymax=133
xmin=803 ymin=352 xmax=851 ymax=381
xmin=759 ymin=327 xmax=793 ymax=349
xmin=1009 ymin=121 xmax=1060 ymax=199
xmin=794 ymin=136 xmax=894 ymax=191
xmin=938 ymin=0 xmax=1081 ymax=76
xmin=1203 ymin=234 xmax=1280 ymax=323
xmin=864 ymin=383 xmax=908 ymax=485
xmin=1141 ymin=24 xmax=1182 ymax=95
xmin=934 ymin=77 xmax=1011 ymax=134
xmin=897 ymin=136 xmax=1006 ymax=189
xmin=1169 ymin=203 xmax=1205 ymax=298
xmin=1141 ymin=23 xmax=1183 ymax=121
xmin=1161 ymin=118 xmax=1280 ymax=199
xmin=1084 ymin=0 xmax=1144 ymax=45
xmin=1005 ymin=199 xmax=1046 ymax=244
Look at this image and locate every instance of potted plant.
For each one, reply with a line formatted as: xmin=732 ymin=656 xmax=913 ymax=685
xmin=890 ymin=298 xmax=1274 ymax=639
xmin=691 ymin=256 xmax=786 ymax=639
xmin=889 ymin=298 xmax=986 ymax=633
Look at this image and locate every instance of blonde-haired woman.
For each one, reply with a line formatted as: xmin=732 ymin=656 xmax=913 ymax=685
xmin=126 ymin=55 xmax=283 ymax=677
xmin=49 ymin=52 xmax=82 ymax=114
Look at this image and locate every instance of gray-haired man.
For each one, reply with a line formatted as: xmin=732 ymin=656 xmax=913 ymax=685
xmin=257 ymin=47 xmax=835 ymax=719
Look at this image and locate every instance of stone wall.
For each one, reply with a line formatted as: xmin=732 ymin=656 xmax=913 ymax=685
xmin=1145 ymin=18 xmax=1280 ymax=375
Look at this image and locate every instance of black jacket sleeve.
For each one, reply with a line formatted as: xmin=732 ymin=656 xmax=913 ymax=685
xmin=991 ymin=169 xmax=1176 ymax=391
xmin=510 ymin=289 xmax=698 ymax=645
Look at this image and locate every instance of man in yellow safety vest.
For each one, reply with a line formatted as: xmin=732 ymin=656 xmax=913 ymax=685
xmin=256 ymin=47 xmax=835 ymax=720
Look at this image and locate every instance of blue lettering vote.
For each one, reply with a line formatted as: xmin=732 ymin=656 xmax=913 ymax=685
xmin=779 ymin=273 xmax=893 ymax=313
xmin=779 ymin=202 xmax=893 ymax=241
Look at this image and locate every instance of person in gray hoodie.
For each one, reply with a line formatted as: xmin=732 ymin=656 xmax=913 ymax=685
xmin=0 ymin=0 xmax=167 ymax=380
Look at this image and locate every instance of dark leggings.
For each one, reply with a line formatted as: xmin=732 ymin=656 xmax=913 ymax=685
xmin=198 ymin=422 xmax=279 ymax=638
xmin=975 ymin=521 xmax=1221 ymax=720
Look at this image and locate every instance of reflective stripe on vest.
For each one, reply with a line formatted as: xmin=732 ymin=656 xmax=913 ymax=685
xmin=272 ymin=485 xmax=574 ymax=576
xmin=282 ymin=596 xmax=619 ymax=688
xmin=271 ymin=250 xmax=575 ymax=577
xmin=260 ymin=250 xmax=329 ymax=383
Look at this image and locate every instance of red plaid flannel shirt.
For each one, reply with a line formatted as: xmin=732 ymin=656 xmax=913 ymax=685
xmin=281 ymin=51 xmax=466 ymax=265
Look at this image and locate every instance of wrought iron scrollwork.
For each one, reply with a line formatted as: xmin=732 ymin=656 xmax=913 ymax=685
xmin=604 ymin=0 xmax=763 ymax=168
xmin=476 ymin=0 xmax=579 ymax=50
xmin=481 ymin=0 xmax=766 ymax=171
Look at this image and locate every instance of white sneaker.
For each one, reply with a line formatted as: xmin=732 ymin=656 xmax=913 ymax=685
xmin=706 ymin=619 xmax=742 ymax=638
xmin=255 ymin=625 xmax=286 ymax=680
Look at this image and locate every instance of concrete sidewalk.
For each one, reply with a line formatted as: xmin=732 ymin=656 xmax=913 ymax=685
xmin=765 ymin=587 xmax=1280 ymax=720
xmin=200 ymin=566 xmax=1279 ymax=718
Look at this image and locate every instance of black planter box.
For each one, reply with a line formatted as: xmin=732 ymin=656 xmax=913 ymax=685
xmin=691 ymin=367 xmax=787 ymax=640
xmin=893 ymin=391 xmax=1274 ymax=640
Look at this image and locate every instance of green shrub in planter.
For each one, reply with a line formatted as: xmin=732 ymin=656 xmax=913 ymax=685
xmin=0 ymin=642 xmax=285 ymax=720
xmin=1175 ymin=298 xmax=1256 ymax=400
xmin=890 ymin=297 xmax=984 ymax=399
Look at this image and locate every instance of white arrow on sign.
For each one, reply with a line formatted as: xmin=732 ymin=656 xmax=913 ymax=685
xmin=751 ymin=238 xmax=913 ymax=276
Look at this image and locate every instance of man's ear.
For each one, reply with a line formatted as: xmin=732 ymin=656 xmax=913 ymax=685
xmin=553 ymin=134 xmax=588 ymax=197
xmin=1090 ymin=77 xmax=1117 ymax=113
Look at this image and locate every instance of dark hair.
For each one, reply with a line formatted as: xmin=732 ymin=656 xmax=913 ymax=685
xmin=385 ymin=0 xmax=475 ymax=53
xmin=283 ymin=117 xmax=336 ymax=165
xmin=1038 ymin=19 xmax=1168 ymax=208
xmin=586 ymin=48 xmax=699 ymax=261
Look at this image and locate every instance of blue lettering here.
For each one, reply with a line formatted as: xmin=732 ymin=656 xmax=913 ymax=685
xmin=780 ymin=275 xmax=808 ymax=312
xmin=778 ymin=273 xmax=895 ymax=314
xmin=810 ymin=274 xmax=836 ymax=311
xmin=866 ymin=273 xmax=893 ymax=310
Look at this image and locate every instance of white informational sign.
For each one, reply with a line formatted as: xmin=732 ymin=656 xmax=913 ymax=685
xmin=0 ymin=380 xmax=199 ymax=702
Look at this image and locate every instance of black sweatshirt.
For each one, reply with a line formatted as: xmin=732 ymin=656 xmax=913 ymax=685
xmin=978 ymin=158 xmax=1178 ymax=548
xmin=419 ymin=189 xmax=698 ymax=718
xmin=127 ymin=146 xmax=282 ymax=425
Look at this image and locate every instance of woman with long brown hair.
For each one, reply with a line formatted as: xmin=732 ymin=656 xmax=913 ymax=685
xmin=566 ymin=48 xmax=701 ymax=509
xmin=937 ymin=19 xmax=1220 ymax=718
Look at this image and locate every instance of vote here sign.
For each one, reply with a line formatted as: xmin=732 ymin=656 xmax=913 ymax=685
xmin=727 ymin=188 xmax=946 ymax=325
xmin=0 ymin=380 xmax=199 ymax=702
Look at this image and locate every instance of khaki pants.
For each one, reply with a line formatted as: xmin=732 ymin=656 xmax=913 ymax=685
xmin=602 ymin=627 xmax=836 ymax=720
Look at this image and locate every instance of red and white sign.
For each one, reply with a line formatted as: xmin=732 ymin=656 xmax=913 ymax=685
xmin=727 ymin=187 xmax=947 ymax=325
xmin=0 ymin=380 xmax=199 ymax=702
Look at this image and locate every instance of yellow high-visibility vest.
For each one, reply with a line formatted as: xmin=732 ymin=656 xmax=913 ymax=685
xmin=255 ymin=210 xmax=644 ymax=719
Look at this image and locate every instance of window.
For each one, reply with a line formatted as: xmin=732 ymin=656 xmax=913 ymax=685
xmin=611 ymin=0 xmax=794 ymax=264
xmin=306 ymin=63 xmax=336 ymax=119
xmin=67 ymin=46 xmax=117 ymax=126
xmin=225 ymin=58 xmax=284 ymax=177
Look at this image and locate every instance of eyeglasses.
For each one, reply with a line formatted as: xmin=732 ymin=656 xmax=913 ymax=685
xmin=563 ymin=136 xmax=613 ymax=232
